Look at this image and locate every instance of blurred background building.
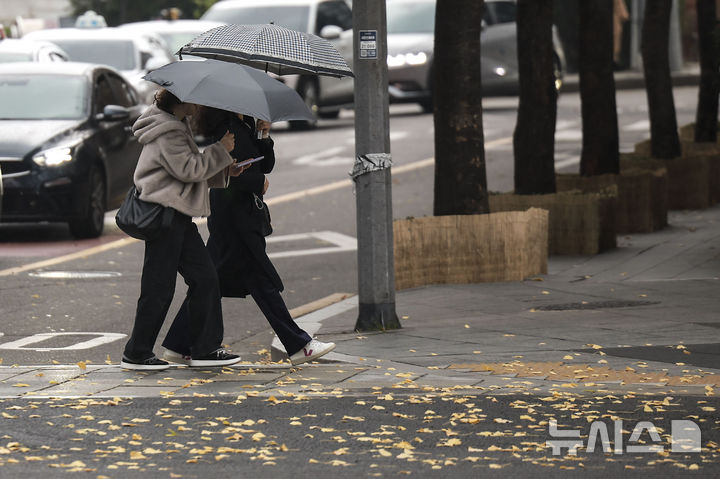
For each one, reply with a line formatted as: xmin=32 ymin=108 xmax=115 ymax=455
xmin=1 ymin=0 xmax=74 ymax=37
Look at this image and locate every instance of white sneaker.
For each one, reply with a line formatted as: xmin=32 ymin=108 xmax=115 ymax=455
xmin=162 ymin=349 xmax=192 ymax=366
xmin=289 ymin=339 xmax=336 ymax=366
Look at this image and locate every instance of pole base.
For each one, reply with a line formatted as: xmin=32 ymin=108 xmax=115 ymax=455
xmin=354 ymin=302 xmax=402 ymax=332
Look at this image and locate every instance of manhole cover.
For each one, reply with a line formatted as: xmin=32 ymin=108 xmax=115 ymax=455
xmin=29 ymin=271 xmax=122 ymax=279
xmin=535 ymin=300 xmax=660 ymax=311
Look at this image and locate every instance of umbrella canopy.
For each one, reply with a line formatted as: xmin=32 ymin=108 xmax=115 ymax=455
xmin=177 ymin=24 xmax=354 ymax=78
xmin=143 ymin=59 xmax=313 ymax=122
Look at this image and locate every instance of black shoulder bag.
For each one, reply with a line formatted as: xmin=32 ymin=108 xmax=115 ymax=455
xmin=115 ymin=186 xmax=174 ymax=241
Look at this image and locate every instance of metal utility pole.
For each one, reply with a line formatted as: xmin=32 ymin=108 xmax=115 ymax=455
xmin=351 ymin=0 xmax=401 ymax=331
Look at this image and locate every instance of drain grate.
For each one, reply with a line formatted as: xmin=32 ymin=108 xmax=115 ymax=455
xmin=535 ymin=300 xmax=660 ymax=311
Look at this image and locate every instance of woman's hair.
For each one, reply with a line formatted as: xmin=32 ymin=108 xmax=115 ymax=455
xmin=154 ymin=88 xmax=183 ymax=114
xmin=193 ymin=106 xmax=236 ymax=137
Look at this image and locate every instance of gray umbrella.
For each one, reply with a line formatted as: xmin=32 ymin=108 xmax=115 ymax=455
xmin=143 ymin=59 xmax=313 ymax=122
xmin=177 ymin=24 xmax=354 ymax=78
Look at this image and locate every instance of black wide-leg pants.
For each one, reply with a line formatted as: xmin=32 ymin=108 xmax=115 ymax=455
xmin=123 ymin=212 xmax=224 ymax=361
xmin=163 ymin=268 xmax=311 ymax=357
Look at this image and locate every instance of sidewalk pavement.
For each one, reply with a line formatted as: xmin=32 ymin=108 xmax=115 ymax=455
xmin=562 ymin=63 xmax=700 ymax=92
xmin=1 ymin=205 xmax=718 ymax=399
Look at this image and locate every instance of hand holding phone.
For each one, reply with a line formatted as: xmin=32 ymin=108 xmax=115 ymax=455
xmin=235 ymin=156 xmax=264 ymax=168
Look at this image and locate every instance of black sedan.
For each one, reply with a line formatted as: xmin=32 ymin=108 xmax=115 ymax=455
xmin=0 ymin=62 xmax=145 ymax=238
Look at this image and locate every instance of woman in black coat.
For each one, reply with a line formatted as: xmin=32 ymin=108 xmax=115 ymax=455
xmin=161 ymin=107 xmax=336 ymax=366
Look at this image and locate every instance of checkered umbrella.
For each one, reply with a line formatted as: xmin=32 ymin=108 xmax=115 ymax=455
xmin=177 ymin=24 xmax=354 ymax=78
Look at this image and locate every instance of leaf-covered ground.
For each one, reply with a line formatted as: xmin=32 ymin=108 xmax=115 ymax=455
xmin=0 ymin=391 xmax=718 ymax=478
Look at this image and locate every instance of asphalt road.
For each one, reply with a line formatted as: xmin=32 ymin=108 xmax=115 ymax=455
xmin=0 ymin=87 xmax=701 ymax=367
xmin=0 ymin=393 xmax=717 ymax=478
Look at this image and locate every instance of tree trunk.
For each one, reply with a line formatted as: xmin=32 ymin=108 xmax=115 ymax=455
xmin=433 ymin=0 xmax=489 ymax=215
xmin=695 ymin=0 xmax=719 ymax=143
xmin=578 ymin=0 xmax=619 ymax=176
xmin=641 ymin=0 xmax=681 ymax=159
xmin=513 ymin=0 xmax=557 ymax=194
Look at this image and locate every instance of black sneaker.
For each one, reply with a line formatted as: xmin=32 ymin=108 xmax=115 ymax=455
xmin=120 ymin=355 xmax=170 ymax=370
xmin=189 ymin=349 xmax=241 ymax=367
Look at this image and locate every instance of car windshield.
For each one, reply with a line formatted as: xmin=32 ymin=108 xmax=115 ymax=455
xmin=0 ymin=52 xmax=33 ymax=62
xmin=158 ymin=32 xmax=207 ymax=54
xmin=0 ymin=74 xmax=87 ymax=120
xmin=47 ymin=39 xmax=137 ymax=70
xmin=203 ymin=6 xmax=310 ymax=32
xmin=386 ymin=2 xmax=435 ymax=34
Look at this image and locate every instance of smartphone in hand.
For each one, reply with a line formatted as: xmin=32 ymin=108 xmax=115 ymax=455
xmin=235 ymin=156 xmax=264 ymax=168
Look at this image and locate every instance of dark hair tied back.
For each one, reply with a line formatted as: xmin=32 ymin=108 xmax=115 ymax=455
xmin=154 ymin=88 xmax=182 ymax=113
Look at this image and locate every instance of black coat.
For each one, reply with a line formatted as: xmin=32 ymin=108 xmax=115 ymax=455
xmin=206 ymin=116 xmax=282 ymax=297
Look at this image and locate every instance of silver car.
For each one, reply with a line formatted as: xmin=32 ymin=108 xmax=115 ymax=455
xmin=0 ymin=39 xmax=70 ymax=63
xmin=201 ymin=0 xmax=354 ymax=128
xmin=386 ymin=0 xmax=566 ymax=112
xmin=23 ymin=28 xmax=175 ymax=104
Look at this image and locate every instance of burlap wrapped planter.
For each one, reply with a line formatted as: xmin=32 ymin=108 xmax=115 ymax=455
xmin=623 ymin=151 xmax=713 ymax=210
xmin=556 ymin=168 xmax=668 ymax=233
xmin=489 ymin=190 xmax=617 ymax=256
xmin=393 ymin=209 xmax=548 ymax=290
xmin=678 ymin=122 xmax=720 ymax=145
xmin=682 ymin=142 xmax=720 ymax=205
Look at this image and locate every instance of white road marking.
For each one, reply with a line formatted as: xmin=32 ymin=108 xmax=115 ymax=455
xmin=0 ymin=238 xmax=137 ymax=277
xmin=0 ymin=332 xmax=127 ymax=351
xmin=390 ymin=131 xmax=409 ymax=141
xmin=267 ymin=231 xmax=357 ymax=259
xmin=555 ymin=156 xmax=581 ymax=169
xmin=555 ymin=130 xmax=583 ymax=141
xmin=485 ymin=136 xmax=513 ymax=149
xmin=623 ymin=120 xmax=651 ymax=131
xmin=556 ymin=120 xmax=579 ymax=130
xmin=292 ymin=146 xmax=351 ymax=166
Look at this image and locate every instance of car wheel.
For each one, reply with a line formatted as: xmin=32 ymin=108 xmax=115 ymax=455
xmin=69 ymin=166 xmax=106 ymax=239
xmin=289 ymin=79 xmax=319 ymax=130
xmin=419 ymin=97 xmax=433 ymax=113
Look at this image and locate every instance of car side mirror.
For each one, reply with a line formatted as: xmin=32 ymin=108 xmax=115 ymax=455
xmin=144 ymin=56 xmax=169 ymax=72
xmin=96 ymin=105 xmax=129 ymax=122
xmin=320 ymin=25 xmax=343 ymax=40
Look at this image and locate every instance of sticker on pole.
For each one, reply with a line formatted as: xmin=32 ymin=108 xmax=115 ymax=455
xmin=359 ymin=30 xmax=378 ymax=59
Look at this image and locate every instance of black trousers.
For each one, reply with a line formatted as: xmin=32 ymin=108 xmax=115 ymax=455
xmin=163 ymin=268 xmax=311 ymax=357
xmin=123 ymin=212 xmax=224 ymax=361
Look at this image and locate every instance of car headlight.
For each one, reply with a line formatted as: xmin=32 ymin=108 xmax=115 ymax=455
xmin=387 ymin=52 xmax=428 ymax=67
xmin=33 ymin=145 xmax=75 ymax=167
